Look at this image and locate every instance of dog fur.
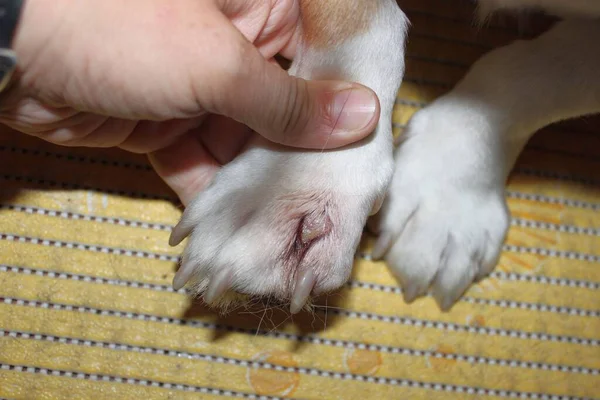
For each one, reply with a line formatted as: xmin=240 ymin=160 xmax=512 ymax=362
xmin=172 ymin=0 xmax=600 ymax=312
xmin=374 ymin=0 xmax=600 ymax=309
xmin=171 ymin=0 xmax=408 ymax=313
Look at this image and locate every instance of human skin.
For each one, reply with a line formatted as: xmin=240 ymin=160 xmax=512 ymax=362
xmin=0 ymin=0 xmax=380 ymax=203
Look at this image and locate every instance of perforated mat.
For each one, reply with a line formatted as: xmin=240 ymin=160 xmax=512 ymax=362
xmin=0 ymin=1 xmax=598 ymax=399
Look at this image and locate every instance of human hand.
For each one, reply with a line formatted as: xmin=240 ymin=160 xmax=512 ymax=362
xmin=0 ymin=0 xmax=380 ymax=203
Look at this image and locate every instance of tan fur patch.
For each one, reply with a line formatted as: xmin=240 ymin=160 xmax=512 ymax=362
xmin=299 ymin=0 xmax=379 ymax=48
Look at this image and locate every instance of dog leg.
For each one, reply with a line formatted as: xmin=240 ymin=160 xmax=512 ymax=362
xmin=172 ymin=0 xmax=408 ymax=313
xmin=374 ymin=20 xmax=600 ymax=310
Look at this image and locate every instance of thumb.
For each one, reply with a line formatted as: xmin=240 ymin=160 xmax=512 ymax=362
xmin=210 ymin=26 xmax=380 ymax=149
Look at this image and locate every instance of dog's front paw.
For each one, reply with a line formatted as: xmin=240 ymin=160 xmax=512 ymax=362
xmin=372 ymin=106 xmax=510 ymax=310
xmin=171 ymin=142 xmax=389 ymax=314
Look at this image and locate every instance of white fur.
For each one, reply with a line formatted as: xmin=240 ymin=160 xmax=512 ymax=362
xmin=173 ymin=1 xmax=408 ymax=308
xmin=374 ymin=1 xmax=600 ymax=309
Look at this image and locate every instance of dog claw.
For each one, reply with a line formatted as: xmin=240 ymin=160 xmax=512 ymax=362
xmin=371 ymin=231 xmax=392 ymax=260
xmin=172 ymin=262 xmax=196 ymax=290
xmin=402 ymin=283 xmax=422 ymax=303
xmin=370 ymin=196 xmax=385 ymax=216
xmin=436 ymin=294 xmax=457 ymax=312
xmin=290 ymin=269 xmax=315 ymax=314
xmin=204 ymin=269 xmax=232 ymax=304
xmin=169 ymin=221 xmax=193 ymax=247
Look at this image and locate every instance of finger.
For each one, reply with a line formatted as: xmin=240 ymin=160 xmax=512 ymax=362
xmin=198 ymin=14 xmax=380 ymax=150
xmin=0 ymin=98 xmax=137 ymax=147
xmin=219 ymin=0 xmax=300 ymax=60
xmin=117 ymin=117 xmax=206 ymax=154
xmin=198 ymin=114 xmax=253 ymax=164
xmin=148 ymin=131 xmax=221 ymax=206
xmin=1 ymin=98 xmax=207 ymax=153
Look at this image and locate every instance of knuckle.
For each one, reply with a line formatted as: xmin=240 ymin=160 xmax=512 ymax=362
xmin=277 ymin=78 xmax=312 ymax=145
xmin=198 ymin=41 xmax=248 ymax=114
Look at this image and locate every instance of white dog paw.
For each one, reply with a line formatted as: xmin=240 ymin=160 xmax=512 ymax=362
xmin=171 ymin=140 xmax=390 ymax=314
xmin=372 ymin=105 xmax=510 ymax=310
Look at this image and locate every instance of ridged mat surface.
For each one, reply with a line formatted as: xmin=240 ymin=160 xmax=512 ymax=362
xmin=0 ymin=1 xmax=599 ymax=399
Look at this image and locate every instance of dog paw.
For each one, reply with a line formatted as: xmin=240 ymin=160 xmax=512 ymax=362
xmin=371 ymin=105 xmax=510 ymax=310
xmin=171 ymin=139 xmax=390 ymax=314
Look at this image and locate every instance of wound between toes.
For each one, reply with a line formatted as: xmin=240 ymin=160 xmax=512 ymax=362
xmin=275 ymin=208 xmax=332 ymax=291
xmin=294 ymin=208 xmax=332 ymax=255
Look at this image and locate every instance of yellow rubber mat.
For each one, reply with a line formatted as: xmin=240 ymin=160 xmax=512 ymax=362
xmin=0 ymin=1 xmax=598 ymax=399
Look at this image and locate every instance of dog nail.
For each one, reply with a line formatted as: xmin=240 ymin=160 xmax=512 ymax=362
xmin=371 ymin=232 xmax=392 ymax=260
xmin=290 ymin=269 xmax=315 ymax=314
xmin=169 ymin=221 xmax=192 ymax=246
xmin=172 ymin=262 xmax=195 ymax=290
xmin=204 ymin=269 xmax=231 ymax=304
xmin=369 ymin=196 xmax=385 ymax=216
xmin=436 ymin=294 xmax=457 ymax=312
xmin=402 ymin=284 xmax=421 ymax=303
